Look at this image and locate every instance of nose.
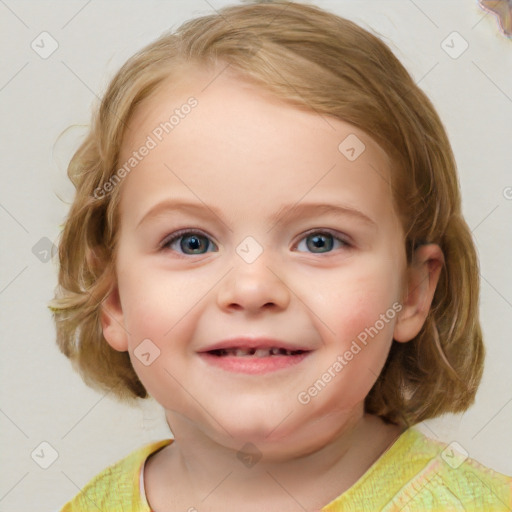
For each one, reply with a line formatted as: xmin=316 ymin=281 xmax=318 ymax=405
xmin=216 ymin=250 xmax=291 ymax=314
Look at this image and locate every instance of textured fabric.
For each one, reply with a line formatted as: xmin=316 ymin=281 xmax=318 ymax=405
xmin=323 ymin=429 xmax=512 ymax=511
xmin=59 ymin=439 xmax=171 ymax=512
xmin=60 ymin=428 xmax=512 ymax=511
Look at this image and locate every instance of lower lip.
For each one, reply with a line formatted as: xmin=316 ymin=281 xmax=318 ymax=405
xmin=199 ymin=352 xmax=311 ymax=374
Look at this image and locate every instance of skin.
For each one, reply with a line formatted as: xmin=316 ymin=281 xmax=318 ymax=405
xmin=101 ymin=65 xmax=443 ymax=511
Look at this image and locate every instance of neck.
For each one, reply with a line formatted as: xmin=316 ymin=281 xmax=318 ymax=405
xmin=148 ymin=412 xmax=404 ymax=512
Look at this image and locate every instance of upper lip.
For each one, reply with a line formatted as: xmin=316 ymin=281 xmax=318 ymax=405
xmin=198 ymin=337 xmax=313 ymax=353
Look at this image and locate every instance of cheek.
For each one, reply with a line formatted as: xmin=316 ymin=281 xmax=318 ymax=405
xmin=118 ymin=267 xmax=196 ymax=338
xmin=315 ymin=260 xmax=401 ymax=338
xmin=119 ymin=284 xmax=191 ymax=407
xmin=116 ymin=267 xmax=201 ymax=382
xmin=343 ymin=285 xmax=397 ymax=335
xmin=336 ymin=291 xmax=397 ymax=380
xmin=308 ymin=258 xmax=402 ymax=400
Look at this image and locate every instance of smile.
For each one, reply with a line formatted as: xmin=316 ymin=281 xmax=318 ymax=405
xmin=208 ymin=347 xmax=307 ymax=357
xmin=200 ymin=347 xmax=311 ymax=374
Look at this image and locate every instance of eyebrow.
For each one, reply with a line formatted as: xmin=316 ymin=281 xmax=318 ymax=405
xmin=136 ymin=199 xmax=377 ymax=230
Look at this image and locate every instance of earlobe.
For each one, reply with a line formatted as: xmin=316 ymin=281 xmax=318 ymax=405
xmin=393 ymin=244 xmax=444 ymax=343
xmin=100 ymin=285 xmax=129 ymax=352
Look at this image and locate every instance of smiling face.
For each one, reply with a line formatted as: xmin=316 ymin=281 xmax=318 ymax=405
xmin=101 ymin=66 xmax=412 ymax=455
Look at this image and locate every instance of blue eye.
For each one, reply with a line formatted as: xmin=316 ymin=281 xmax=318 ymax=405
xmin=161 ymin=230 xmax=218 ymax=255
xmin=296 ymin=230 xmax=350 ymax=254
xmin=160 ymin=229 xmax=350 ymax=256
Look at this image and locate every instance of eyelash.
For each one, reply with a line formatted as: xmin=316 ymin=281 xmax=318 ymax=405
xmin=159 ymin=228 xmax=352 ymax=257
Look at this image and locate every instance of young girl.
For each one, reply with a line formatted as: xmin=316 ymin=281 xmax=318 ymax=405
xmin=50 ymin=1 xmax=512 ymax=510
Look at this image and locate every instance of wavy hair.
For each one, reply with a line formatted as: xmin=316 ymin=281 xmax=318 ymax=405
xmin=49 ymin=0 xmax=484 ymax=426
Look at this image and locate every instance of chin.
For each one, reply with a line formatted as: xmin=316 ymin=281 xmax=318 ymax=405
xmin=211 ymin=411 xmax=313 ymax=451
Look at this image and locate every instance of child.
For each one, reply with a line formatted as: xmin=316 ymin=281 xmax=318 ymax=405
xmin=50 ymin=1 xmax=512 ymax=510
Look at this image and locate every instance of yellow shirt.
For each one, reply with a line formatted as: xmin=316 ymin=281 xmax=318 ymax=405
xmin=60 ymin=428 xmax=512 ymax=511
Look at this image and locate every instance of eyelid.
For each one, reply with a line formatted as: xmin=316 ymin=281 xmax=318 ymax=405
xmin=294 ymin=227 xmax=353 ymax=247
xmin=159 ymin=228 xmax=217 ymax=250
xmin=159 ymin=227 xmax=353 ymax=255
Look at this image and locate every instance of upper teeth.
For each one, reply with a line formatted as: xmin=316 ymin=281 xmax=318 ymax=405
xmin=216 ymin=347 xmax=300 ymax=357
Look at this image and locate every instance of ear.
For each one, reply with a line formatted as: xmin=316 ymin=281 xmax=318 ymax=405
xmin=100 ymin=284 xmax=129 ymax=352
xmin=393 ymin=244 xmax=444 ymax=343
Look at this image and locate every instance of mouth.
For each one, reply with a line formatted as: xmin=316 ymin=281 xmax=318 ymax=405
xmin=198 ymin=340 xmax=312 ymax=374
xmin=207 ymin=347 xmax=308 ymax=357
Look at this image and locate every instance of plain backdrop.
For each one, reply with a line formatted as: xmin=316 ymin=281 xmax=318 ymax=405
xmin=1 ymin=1 xmax=511 ymax=510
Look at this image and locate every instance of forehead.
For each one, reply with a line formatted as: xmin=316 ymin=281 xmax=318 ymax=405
xmin=117 ymin=66 xmax=397 ymax=230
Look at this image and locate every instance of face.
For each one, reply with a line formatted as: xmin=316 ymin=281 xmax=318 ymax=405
xmin=102 ymin=66 xmax=411 ymax=456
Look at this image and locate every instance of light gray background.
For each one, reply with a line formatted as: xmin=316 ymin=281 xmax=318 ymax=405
xmin=1 ymin=1 xmax=511 ymax=510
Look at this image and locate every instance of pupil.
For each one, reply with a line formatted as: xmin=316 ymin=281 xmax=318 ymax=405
xmin=308 ymin=233 xmax=333 ymax=252
xmin=183 ymin=235 xmax=205 ymax=253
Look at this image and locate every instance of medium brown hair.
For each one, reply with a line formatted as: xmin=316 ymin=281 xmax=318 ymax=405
xmin=49 ymin=0 xmax=484 ymax=426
